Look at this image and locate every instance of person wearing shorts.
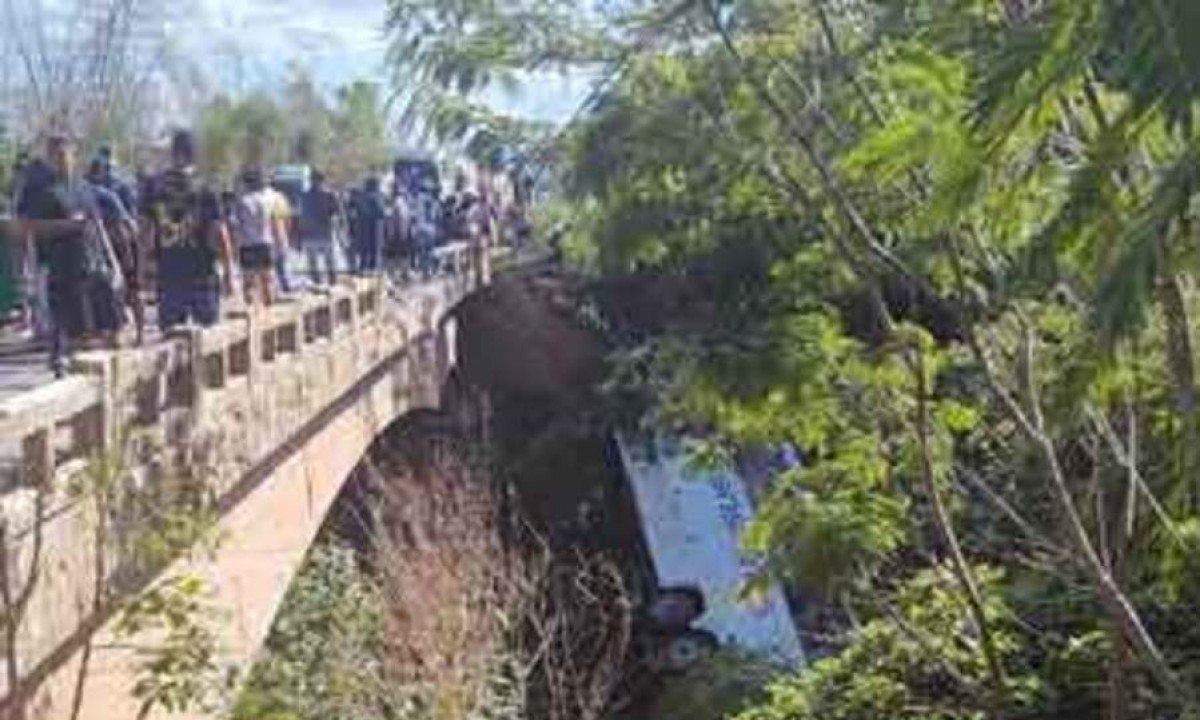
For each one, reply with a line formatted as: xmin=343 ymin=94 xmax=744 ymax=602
xmin=233 ymin=167 xmax=286 ymax=307
xmin=145 ymin=131 xmax=235 ymax=331
xmin=267 ymin=181 xmax=294 ymax=294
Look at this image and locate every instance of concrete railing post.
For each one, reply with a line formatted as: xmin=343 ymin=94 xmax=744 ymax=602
xmin=165 ymin=326 xmax=205 ymax=424
xmin=70 ymin=354 xmax=114 ymax=451
xmin=22 ymin=425 xmax=54 ymax=489
xmin=247 ymin=307 xmax=262 ymax=382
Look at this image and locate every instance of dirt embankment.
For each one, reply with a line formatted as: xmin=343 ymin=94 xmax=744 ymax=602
xmin=455 ymin=270 xmax=611 ymax=403
xmin=453 ymin=271 xmax=617 ymax=548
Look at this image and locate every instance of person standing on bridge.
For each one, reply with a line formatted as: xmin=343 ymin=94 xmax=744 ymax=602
xmin=349 ymin=176 xmax=386 ymax=274
xmin=298 ymin=169 xmax=343 ymax=287
xmin=410 ymin=189 xmax=441 ymax=278
xmin=7 ymin=151 xmax=51 ymax=340
xmin=266 ymin=179 xmax=295 ymax=296
xmin=233 ymin=166 xmax=289 ymax=307
xmin=385 ymin=184 xmax=411 ymax=281
xmin=92 ymin=146 xmax=139 ymax=219
xmin=145 ymin=130 xmax=236 ymax=331
xmin=87 ymin=156 xmax=145 ymax=345
xmin=16 ymin=134 xmax=126 ymax=375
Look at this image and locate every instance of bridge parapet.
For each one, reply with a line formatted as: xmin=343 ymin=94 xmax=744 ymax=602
xmin=0 ymin=241 xmax=478 ymax=719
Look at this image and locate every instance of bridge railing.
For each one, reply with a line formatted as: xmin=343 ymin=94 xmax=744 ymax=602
xmin=0 ymin=278 xmax=390 ymax=503
xmin=0 ymin=239 xmax=479 ymax=710
xmin=0 ymin=240 xmax=479 ymax=497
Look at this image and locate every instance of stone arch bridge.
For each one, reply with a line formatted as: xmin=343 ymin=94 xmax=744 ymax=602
xmin=0 ymin=245 xmax=488 ymax=719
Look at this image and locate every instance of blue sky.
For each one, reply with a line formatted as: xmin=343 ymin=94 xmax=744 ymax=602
xmin=182 ymin=0 xmax=590 ymax=122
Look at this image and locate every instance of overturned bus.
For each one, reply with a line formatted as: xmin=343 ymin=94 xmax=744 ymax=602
xmin=612 ymin=433 xmax=804 ymax=671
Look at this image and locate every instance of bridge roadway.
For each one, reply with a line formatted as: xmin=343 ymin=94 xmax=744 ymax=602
xmin=0 ymin=242 xmax=486 ymax=719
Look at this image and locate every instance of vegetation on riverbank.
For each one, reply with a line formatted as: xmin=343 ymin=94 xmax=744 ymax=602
xmin=233 ymin=414 xmax=632 ymax=720
xmin=386 ymin=1 xmax=1200 ymax=717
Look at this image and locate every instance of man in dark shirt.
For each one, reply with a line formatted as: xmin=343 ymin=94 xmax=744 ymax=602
xmin=17 ymin=135 xmax=122 ymax=375
xmin=93 ymin=146 xmax=139 ymax=218
xmin=349 ymin=177 xmax=386 ymax=274
xmin=144 ymin=130 xmax=235 ymax=330
xmin=298 ymin=169 xmax=343 ymax=286
xmin=9 ymin=153 xmax=53 ymax=336
xmin=88 ymin=157 xmax=144 ymax=343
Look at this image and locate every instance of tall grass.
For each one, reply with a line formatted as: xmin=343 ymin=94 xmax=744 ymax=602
xmin=368 ymin=419 xmax=632 ymax=720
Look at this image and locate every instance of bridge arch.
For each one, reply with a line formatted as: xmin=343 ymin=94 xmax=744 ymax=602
xmin=0 ymin=262 xmax=479 ymax=720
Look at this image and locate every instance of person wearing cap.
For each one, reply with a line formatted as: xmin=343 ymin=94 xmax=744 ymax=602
xmin=144 ymin=130 xmax=235 ymax=331
xmin=232 ymin=166 xmax=287 ymax=307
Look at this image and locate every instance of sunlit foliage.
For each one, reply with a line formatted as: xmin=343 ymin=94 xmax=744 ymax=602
xmin=395 ymin=0 xmax=1200 ymax=716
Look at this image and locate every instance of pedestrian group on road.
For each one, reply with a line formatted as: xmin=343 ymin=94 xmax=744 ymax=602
xmin=1 ymin=129 xmax=532 ymax=377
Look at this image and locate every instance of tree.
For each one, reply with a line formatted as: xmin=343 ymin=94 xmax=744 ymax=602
xmin=0 ymin=0 xmax=182 ymax=151
xmin=231 ymin=543 xmax=385 ymax=720
xmin=0 ymin=120 xmax=15 ymax=202
xmin=281 ymin=65 xmax=334 ymax=168
xmin=192 ymin=75 xmax=393 ymax=188
xmin=327 ymin=81 xmax=390 ymax=184
xmin=196 ymin=93 xmax=289 ymax=182
xmin=390 ymin=0 xmax=1200 ymax=717
xmin=383 ymin=0 xmax=661 ymax=173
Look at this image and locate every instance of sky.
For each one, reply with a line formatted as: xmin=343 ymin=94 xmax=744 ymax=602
xmin=177 ymin=0 xmax=591 ymax=123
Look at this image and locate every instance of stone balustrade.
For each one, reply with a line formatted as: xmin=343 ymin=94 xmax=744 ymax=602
xmin=0 ymin=240 xmax=479 ymax=719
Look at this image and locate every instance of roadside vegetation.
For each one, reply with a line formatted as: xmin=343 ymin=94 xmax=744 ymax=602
xmin=233 ymin=419 xmax=631 ymax=720
xmin=386 ymin=1 xmax=1200 ymax=718
xmin=0 ymin=0 xmax=392 ymax=189
xmin=195 ymin=73 xmax=392 ymax=185
xmin=8 ymin=1 xmax=1200 ymax=718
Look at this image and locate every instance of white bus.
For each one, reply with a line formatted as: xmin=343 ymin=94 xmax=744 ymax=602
xmin=614 ymin=433 xmax=805 ymax=669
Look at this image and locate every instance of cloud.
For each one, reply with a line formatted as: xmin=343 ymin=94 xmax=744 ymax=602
xmin=169 ymin=0 xmax=587 ymax=122
xmin=180 ymin=0 xmax=389 ymax=88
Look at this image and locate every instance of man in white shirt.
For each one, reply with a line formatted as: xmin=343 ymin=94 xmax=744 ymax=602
xmin=232 ymin=167 xmax=288 ymax=307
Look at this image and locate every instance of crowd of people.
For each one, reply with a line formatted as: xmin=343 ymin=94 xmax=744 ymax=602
xmin=1 ymin=129 xmax=529 ymax=378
